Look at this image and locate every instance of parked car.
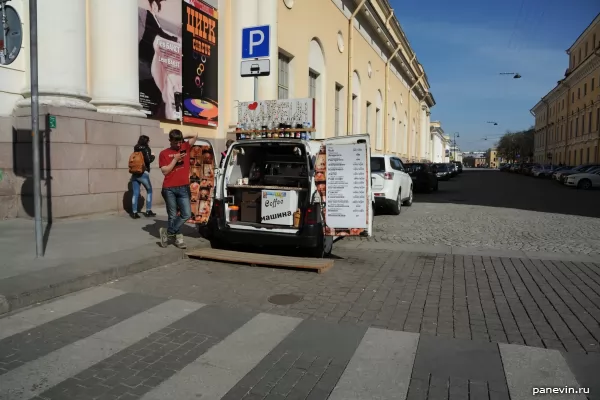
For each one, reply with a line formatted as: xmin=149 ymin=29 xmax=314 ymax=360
xmin=554 ymin=164 xmax=587 ymax=181
xmin=499 ymin=164 xmax=512 ymax=172
xmin=559 ymin=165 xmax=600 ymax=183
xmin=448 ymin=163 xmax=458 ymax=177
xmin=452 ymin=161 xmax=464 ymax=174
xmin=531 ymin=164 xmax=555 ymax=178
xmin=370 ymin=154 xmax=413 ymax=215
xmin=509 ymin=164 xmax=521 ymax=172
xmin=565 ymin=169 xmax=600 ymax=189
xmin=551 ymin=165 xmax=574 ymax=180
xmin=405 ymin=163 xmax=439 ymax=192
xmin=433 ymin=163 xmax=451 ymax=181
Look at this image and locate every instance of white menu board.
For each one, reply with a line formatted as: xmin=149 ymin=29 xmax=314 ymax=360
xmin=325 ymin=143 xmax=368 ymax=228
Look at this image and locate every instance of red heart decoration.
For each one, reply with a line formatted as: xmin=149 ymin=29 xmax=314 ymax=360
xmin=248 ymin=102 xmax=258 ymax=110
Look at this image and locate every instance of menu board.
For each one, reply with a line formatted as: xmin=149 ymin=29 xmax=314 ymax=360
xmin=325 ymin=143 xmax=368 ymax=229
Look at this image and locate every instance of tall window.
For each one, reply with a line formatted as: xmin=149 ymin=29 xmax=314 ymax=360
xmin=593 ymin=78 xmax=596 ymax=91
xmin=366 ymin=102 xmax=371 ymax=134
xmin=391 ymin=117 xmax=397 ymax=152
xmin=587 ymin=147 xmax=590 ymax=163
xmin=376 ymin=107 xmax=382 ymax=150
xmin=335 ymin=84 xmax=343 ymax=136
xmin=585 ymin=42 xmax=589 ymax=57
xmin=584 ymin=83 xmax=587 ymax=96
xmin=278 ymin=53 xmax=290 ymax=99
xmin=589 ymin=112 xmax=593 ymax=134
xmin=352 ymin=94 xmax=358 ymax=134
xmin=597 ymin=108 xmax=600 ymax=131
xmin=575 ymin=117 xmax=579 ymax=136
xmin=308 ymin=70 xmax=318 ymax=98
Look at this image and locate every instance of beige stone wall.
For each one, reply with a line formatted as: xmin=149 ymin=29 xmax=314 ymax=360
xmin=0 ymin=106 xmax=224 ymax=220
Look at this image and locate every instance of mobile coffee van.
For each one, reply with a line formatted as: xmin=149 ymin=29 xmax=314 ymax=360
xmin=187 ymin=98 xmax=374 ymax=258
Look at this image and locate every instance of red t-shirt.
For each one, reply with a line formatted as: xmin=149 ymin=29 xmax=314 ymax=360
xmin=159 ymin=142 xmax=191 ymax=188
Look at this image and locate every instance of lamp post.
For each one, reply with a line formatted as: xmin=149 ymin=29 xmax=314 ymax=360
xmin=453 ymin=132 xmax=460 ymax=162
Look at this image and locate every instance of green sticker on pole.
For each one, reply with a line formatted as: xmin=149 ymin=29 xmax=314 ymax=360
xmin=48 ymin=115 xmax=56 ymax=129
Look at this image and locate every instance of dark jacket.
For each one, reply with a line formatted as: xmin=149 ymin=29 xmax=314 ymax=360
xmin=134 ymin=144 xmax=155 ymax=173
xmin=139 ymin=11 xmax=178 ymax=63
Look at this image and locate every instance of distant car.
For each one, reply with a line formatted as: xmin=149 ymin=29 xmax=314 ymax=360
xmin=499 ymin=164 xmax=512 ymax=172
xmin=531 ymin=164 xmax=555 ymax=178
xmin=452 ymin=161 xmax=464 ymax=173
xmin=434 ymin=163 xmax=451 ymax=181
xmin=405 ymin=163 xmax=439 ymax=192
xmin=448 ymin=163 xmax=458 ymax=177
xmin=370 ymin=154 xmax=413 ymax=215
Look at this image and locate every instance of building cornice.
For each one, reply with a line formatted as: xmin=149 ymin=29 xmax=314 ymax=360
xmin=567 ymin=13 xmax=600 ymax=54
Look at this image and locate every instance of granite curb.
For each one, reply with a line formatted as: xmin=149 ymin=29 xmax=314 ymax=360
xmin=0 ymin=238 xmax=209 ymax=316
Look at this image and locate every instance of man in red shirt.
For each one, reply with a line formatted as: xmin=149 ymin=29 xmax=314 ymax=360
xmin=158 ymin=129 xmax=198 ymax=248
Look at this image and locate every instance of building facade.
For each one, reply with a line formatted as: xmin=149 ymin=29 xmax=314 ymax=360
xmin=531 ymin=13 xmax=600 ymax=165
xmin=429 ymin=121 xmax=448 ymax=163
xmin=0 ymin=0 xmax=435 ymax=220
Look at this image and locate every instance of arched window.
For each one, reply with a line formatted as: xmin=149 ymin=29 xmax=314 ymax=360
xmin=376 ymin=90 xmax=383 ymax=150
xmin=308 ymin=39 xmax=326 ymax=138
xmin=391 ymin=102 xmax=398 ymax=153
xmin=352 ymin=71 xmax=361 ymax=135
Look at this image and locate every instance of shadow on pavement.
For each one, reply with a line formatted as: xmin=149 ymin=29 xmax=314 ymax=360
xmin=413 ymin=169 xmax=600 ymax=218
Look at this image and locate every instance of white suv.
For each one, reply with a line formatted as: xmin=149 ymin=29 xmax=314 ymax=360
xmin=370 ymin=154 xmax=413 ymax=215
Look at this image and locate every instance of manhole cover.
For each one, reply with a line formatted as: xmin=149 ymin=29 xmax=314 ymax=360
xmin=268 ymin=294 xmax=303 ymax=305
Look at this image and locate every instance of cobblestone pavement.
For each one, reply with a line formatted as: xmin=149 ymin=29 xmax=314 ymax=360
xmin=109 ymin=248 xmax=600 ymax=355
xmin=356 ymin=170 xmax=600 ymax=255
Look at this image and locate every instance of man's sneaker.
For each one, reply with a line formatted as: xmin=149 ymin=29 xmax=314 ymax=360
xmin=145 ymin=210 xmax=157 ymax=217
xmin=159 ymin=227 xmax=169 ymax=248
xmin=130 ymin=213 xmax=140 ymax=219
xmin=174 ymin=234 xmax=187 ymax=249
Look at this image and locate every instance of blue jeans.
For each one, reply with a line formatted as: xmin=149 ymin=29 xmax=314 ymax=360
xmin=162 ymin=185 xmax=191 ymax=235
xmin=131 ymin=172 xmax=152 ymax=213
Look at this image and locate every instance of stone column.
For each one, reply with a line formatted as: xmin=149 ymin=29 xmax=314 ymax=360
xmin=17 ymin=0 xmax=95 ymax=110
xmin=89 ymin=0 xmax=146 ymax=117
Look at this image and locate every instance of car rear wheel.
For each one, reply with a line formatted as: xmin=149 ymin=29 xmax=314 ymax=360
xmin=402 ymin=187 xmax=413 ymax=206
xmin=391 ymin=190 xmax=402 ymax=215
xmin=577 ymin=179 xmax=592 ymax=190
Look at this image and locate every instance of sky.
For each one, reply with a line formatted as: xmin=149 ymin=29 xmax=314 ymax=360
xmin=392 ymin=0 xmax=599 ymax=151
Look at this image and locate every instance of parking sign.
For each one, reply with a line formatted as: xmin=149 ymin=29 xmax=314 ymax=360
xmin=242 ymin=25 xmax=270 ymax=59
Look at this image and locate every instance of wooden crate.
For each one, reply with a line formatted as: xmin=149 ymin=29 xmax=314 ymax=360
xmin=185 ymin=249 xmax=334 ymax=274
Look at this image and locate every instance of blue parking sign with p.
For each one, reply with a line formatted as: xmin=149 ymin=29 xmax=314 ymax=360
xmin=242 ymin=25 xmax=270 ymax=59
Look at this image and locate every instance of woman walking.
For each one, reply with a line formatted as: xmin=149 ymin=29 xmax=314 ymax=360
xmin=131 ymin=135 xmax=157 ymax=219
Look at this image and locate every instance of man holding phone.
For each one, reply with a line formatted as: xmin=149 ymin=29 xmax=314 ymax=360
xmin=158 ymin=129 xmax=198 ymax=248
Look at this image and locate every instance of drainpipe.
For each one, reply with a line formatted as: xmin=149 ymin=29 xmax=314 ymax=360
xmin=385 ymin=9 xmax=394 ymax=28
xmin=346 ymin=0 xmax=368 ymax=135
xmin=383 ymin=43 xmax=403 ymax=153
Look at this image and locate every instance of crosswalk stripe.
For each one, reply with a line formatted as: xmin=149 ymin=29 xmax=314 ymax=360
xmin=499 ymin=343 xmax=587 ymax=400
xmin=0 ymin=299 xmax=203 ymax=400
xmin=141 ymin=313 xmax=302 ymax=400
xmin=0 ymin=287 xmax=125 ymax=340
xmin=328 ymin=328 xmax=420 ymax=400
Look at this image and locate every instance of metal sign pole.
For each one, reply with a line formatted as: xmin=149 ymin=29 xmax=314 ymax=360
xmin=254 ymin=76 xmax=258 ymax=102
xmin=29 ymin=0 xmax=43 ymax=257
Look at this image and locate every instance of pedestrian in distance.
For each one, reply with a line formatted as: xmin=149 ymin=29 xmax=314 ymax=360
xmin=158 ymin=129 xmax=199 ymax=249
xmin=128 ymin=135 xmax=156 ymax=219
xmin=219 ymin=139 xmax=234 ymax=168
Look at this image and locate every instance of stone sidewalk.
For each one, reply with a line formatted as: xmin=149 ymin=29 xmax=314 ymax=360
xmin=0 ymin=211 xmax=208 ymax=315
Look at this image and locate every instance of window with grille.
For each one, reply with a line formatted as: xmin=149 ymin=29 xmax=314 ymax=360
xmin=308 ymin=70 xmax=318 ymax=98
xmin=278 ymin=53 xmax=290 ymax=99
xmin=335 ymin=84 xmax=342 ymax=136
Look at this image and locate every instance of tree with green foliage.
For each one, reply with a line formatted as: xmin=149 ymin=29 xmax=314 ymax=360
xmin=495 ymin=127 xmax=534 ymax=162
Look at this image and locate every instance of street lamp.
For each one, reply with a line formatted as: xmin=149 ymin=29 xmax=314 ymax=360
xmin=453 ymin=132 xmax=460 ymax=162
xmin=499 ymin=72 xmax=521 ymax=79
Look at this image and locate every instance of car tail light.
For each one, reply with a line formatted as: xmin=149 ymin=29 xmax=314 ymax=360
xmin=305 ymin=204 xmax=319 ymax=225
xmin=384 ymin=172 xmax=394 ymax=180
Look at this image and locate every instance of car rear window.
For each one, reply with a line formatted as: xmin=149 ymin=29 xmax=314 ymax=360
xmin=371 ymin=157 xmax=385 ymax=172
xmin=405 ymin=164 xmax=423 ymax=173
xmin=435 ymin=164 xmax=448 ymax=171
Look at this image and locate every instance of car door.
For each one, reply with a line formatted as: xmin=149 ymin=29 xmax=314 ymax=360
xmin=188 ymin=139 xmax=217 ymax=226
xmin=391 ymin=157 xmax=409 ymax=199
xmin=320 ymin=134 xmax=373 ymax=238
